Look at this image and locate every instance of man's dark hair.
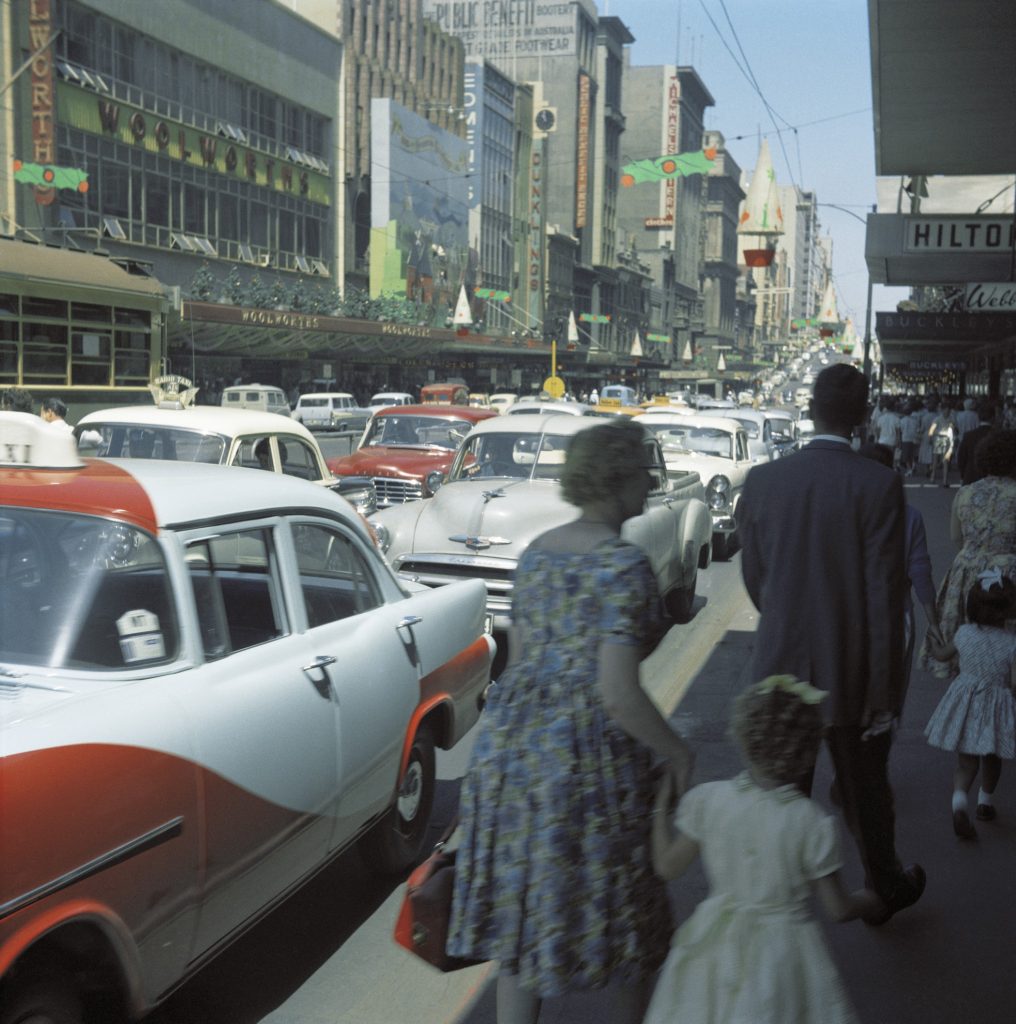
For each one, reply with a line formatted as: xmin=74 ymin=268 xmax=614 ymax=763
xmin=974 ymin=429 xmax=1016 ymax=478
xmin=0 ymin=387 xmax=33 ymax=413
xmin=977 ymin=401 xmax=996 ymax=423
xmin=42 ymin=396 xmax=67 ymax=418
xmin=811 ymin=364 xmax=868 ymax=432
xmin=859 ymin=442 xmax=894 ymax=469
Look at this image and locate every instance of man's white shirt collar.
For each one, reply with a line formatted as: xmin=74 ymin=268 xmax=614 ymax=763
xmin=811 ymin=434 xmax=852 ymax=446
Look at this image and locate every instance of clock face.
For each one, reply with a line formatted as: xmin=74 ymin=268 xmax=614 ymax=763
xmin=535 ymin=108 xmax=555 ymax=132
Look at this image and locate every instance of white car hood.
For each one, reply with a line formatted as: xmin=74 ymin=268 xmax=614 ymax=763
xmin=662 ymin=451 xmax=737 ymax=482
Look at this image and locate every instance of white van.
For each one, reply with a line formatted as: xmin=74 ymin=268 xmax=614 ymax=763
xmin=221 ymin=384 xmax=290 ymax=417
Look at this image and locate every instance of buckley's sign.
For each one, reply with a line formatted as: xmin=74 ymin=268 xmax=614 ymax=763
xmin=876 ymin=310 xmax=1016 ymax=341
xmin=964 ymin=283 xmax=1016 ymax=312
xmin=903 ymin=216 xmax=1016 ymax=253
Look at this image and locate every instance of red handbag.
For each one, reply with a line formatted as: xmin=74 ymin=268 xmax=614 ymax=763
xmin=393 ymin=824 xmax=483 ymax=972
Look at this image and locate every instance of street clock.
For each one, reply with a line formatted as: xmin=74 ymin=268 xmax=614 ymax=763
xmin=534 ymin=107 xmax=557 ymax=134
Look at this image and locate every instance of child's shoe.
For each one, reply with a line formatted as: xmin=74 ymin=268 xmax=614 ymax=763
xmin=976 ymin=803 xmax=997 ymax=821
xmin=953 ymin=808 xmax=977 ymax=838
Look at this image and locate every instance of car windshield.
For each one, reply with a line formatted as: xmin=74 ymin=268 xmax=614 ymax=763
xmin=450 ymin=431 xmax=574 ymax=481
xmin=362 ymin=414 xmax=472 ymax=450
xmin=647 ymin=423 xmax=733 ymax=460
xmin=78 ymin=423 xmax=228 ymax=463
xmin=768 ymin=417 xmax=795 ymax=441
xmin=0 ymin=508 xmax=178 ymax=670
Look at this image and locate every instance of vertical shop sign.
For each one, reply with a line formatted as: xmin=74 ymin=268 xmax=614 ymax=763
xmin=528 ymin=140 xmax=546 ymax=326
xmin=575 ymin=73 xmax=590 ymax=229
xmin=662 ymin=75 xmax=679 ymax=227
xmin=29 ymin=0 xmax=55 ymax=205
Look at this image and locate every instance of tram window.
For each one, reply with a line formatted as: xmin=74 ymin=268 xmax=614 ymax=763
xmin=0 ymin=294 xmax=17 ymax=317
xmin=22 ymin=297 xmax=67 ymax=319
xmin=115 ymin=309 xmax=149 ymax=328
xmin=72 ymin=332 xmax=112 ymax=386
xmin=71 ymin=303 xmax=112 ymax=324
xmin=22 ymin=324 xmax=68 ymax=383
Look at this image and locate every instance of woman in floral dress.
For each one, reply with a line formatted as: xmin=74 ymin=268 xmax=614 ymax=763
xmin=447 ymin=420 xmax=694 ymax=1024
xmin=920 ymin=430 xmax=1016 ymax=678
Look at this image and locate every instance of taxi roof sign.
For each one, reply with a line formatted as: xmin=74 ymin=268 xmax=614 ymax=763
xmin=0 ymin=412 xmax=84 ymax=469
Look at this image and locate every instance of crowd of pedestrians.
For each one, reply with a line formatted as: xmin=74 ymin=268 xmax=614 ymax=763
xmin=445 ymin=366 xmax=1016 ymax=1024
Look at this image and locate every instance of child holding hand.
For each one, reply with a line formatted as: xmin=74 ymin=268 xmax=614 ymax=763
xmin=925 ymin=569 xmax=1016 ymax=839
xmin=644 ymin=675 xmax=878 ymax=1024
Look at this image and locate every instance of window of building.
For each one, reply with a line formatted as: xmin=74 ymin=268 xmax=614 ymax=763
xmin=183 ymin=183 xmax=205 ymax=235
xmin=147 ymin=173 xmax=170 ymax=227
xmin=101 ymin=161 xmax=130 ymax=219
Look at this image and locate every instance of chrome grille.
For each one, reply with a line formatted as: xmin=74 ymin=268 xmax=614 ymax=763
xmin=373 ymin=477 xmax=423 ymax=506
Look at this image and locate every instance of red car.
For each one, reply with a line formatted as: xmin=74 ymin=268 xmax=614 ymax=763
xmin=328 ymin=404 xmax=498 ymax=507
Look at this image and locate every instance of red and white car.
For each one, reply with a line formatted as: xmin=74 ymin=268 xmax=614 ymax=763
xmin=328 ymin=404 xmax=498 ymax=508
xmin=0 ymin=413 xmax=493 ymax=1023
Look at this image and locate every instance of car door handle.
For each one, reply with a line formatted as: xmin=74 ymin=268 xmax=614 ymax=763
xmin=396 ymin=615 xmax=423 ymax=631
xmin=302 ymin=655 xmax=337 ymax=673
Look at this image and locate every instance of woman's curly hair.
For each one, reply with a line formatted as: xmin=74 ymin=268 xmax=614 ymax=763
xmin=731 ymin=678 xmax=826 ymax=784
xmin=561 ymin=419 xmax=647 ymax=507
xmin=974 ymin=429 xmax=1016 ymax=478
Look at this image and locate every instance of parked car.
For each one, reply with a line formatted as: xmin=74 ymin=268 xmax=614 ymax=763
xmin=76 ymin=378 xmax=376 ymax=515
xmin=327 ymin=404 xmax=498 ymax=508
xmin=0 ymin=412 xmax=494 ymax=1023
xmin=600 ymin=383 xmax=639 ymax=406
xmin=641 ymin=412 xmax=753 ymax=560
xmin=489 ymin=392 xmax=519 ymax=414
xmin=366 ymin=391 xmax=415 ymax=417
xmin=370 ymin=414 xmax=713 ymax=626
xmin=291 ymin=392 xmax=372 ymax=432
xmin=221 ymin=383 xmax=290 ymax=417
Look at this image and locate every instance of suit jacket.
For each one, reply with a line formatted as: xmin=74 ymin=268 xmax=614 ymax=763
xmin=956 ymin=423 xmax=993 ymax=485
xmin=739 ymin=439 xmax=907 ymax=726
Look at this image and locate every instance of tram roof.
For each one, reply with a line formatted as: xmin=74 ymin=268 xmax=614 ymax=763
xmin=0 ymin=237 xmax=167 ymax=307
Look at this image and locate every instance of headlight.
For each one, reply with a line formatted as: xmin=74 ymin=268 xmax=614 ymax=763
xmin=706 ymin=475 xmax=732 ymax=510
xmin=371 ymin=521 xmax=390 ymax=552
xmin=425 ymin=470 xmax=444 ymax=495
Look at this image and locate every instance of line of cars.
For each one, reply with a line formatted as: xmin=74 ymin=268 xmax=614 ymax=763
xmin=0 ymin=378 xmax=811 ymax=1021
xmin=0 ymin=410 xmax=494 ymax=1024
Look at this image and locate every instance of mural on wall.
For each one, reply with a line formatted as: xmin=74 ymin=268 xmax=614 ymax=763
xmin=370 ymin=100 xmax=472 ymax=317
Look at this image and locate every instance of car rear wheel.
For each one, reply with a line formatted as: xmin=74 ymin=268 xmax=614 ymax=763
xmin=0 ymin=971 xmax=84 ymax=1024
xmin=360 ymin=725 xmax=436 ymax=875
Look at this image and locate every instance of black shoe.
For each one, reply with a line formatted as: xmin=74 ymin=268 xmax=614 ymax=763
xmin=976 ymin=803 xmax=997 ymax=821
xmin=953 ymin=808 xmax=977 ymax=839
xmin=863 ymin=864 xmax=927 ymax=926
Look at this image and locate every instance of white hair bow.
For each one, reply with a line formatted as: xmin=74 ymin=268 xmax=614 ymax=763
xmin=978 ymin=567 xmax=1005 ymax=591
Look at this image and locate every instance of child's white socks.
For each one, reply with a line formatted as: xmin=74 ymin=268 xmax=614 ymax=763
xmin=978 ymin=788 xmax=994 ymax=807
xmin=951 ymin=790 xmax=968 ymax=812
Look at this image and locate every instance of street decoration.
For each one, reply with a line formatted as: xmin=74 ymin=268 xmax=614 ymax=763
xmin=738 ymin=139 xmax=782 ymax=267
xmin=13 ymin=159 xmax=89 ymax=192
xmin=473 ymin=287 xmax=510 ymax=302
xmin=647 ymin=333 xmax=671 ymax=344
xmin=620 ymin=147 xmax=717 ymax=187
xmin=579 ymin=313 xmax=610 ymax=323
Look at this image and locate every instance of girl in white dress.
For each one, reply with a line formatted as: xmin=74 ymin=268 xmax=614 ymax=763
xmin=925 ymin=569 xmax=1016 ymax=839
xmin=644 ymin=675 xmax=879 ymax=1024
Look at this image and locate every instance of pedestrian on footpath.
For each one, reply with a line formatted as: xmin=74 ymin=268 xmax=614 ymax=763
xmin=928 ymin=401 xmax=957 ymax=487
xmin=924 ymin=571 xmax=1016 ymax=839
xmin=900 ymin=400 xmax=921 ymax=475
xmin=644 ymin=675 xmax=879 ymax=1024
xmin=739 ymin=363 xmax=925 ymax=926
xmin=916 ymin=397 xmax=937 ymax=477
xmin=956 ymin=400 xmax=996 ymax=486
xmin=918 ymin=430 xmax=1016 ymax=680
xmin=447 ymin=421 xmax=693 ymax=1024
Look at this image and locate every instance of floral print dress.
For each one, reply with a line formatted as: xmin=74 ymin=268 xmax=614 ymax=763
xmin=446 ymin=538 xmax=671 ymax=997
xmin=920 ymin=476 xmax=1016 ymax=679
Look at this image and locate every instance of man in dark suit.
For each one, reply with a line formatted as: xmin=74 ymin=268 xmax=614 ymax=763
xmin=956 ymin=401 xmax=996 ymax=486
xmin=739 ymin=364 xmax=925 ymax=925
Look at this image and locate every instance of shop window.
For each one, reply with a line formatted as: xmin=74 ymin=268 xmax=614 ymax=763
xmin=71 ymin=331 xmax=111 ymax=386
xmin=184 ymin=184 xmax=205 ymax=234
xmin=147 ymin=174 xmax=170 ymax=227
xmin=22 ymin=323 xmax=68 ymax=384
xmin=220 ymin=193 xmax=239 ymax=241
xmin=101 ymin=162 xmax=129 ymax=219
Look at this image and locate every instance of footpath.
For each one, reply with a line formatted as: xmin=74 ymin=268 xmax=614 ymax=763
xmin=452 ymin=473 xmax=1013 ymax=1024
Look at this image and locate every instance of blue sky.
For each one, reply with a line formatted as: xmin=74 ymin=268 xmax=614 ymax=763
xmin=611 ymin=0 xmax=904 ymax=325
